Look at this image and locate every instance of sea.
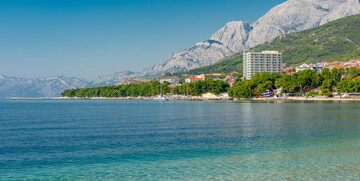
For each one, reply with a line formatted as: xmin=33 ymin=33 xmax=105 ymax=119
xmin=1 ymin=99 xmax=360 ymax=180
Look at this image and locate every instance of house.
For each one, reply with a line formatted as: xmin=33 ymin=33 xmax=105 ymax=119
xmin=227 ymin=79 xmax=236 ymax=87
xmin=224 ymin=74 xmax=237 ymax=87
xmin=283 ymin=67 xmax=296 ymax=71
xmin=296 ymin=64 xmax=312 ymax=72
xmin=282 ymin=67 xmax=296 ymax=75
xmin=185 ymin=74 xmax=205 ymax=83
xmin=160 ymin=76 xmax=180 ymax=84
xmin=296 ymin=63 xmax=323 ymax=73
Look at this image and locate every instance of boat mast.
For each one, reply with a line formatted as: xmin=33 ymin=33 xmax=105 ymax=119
xmin=160 ymin=82 xmax=163 ymax=96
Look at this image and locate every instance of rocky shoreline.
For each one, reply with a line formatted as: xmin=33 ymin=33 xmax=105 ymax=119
xmin=57 ymin=95 xmax=360 ymax=101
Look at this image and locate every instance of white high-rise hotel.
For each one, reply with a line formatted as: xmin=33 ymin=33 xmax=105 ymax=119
xmin=243 ymin=50 xmax=282 ymax=80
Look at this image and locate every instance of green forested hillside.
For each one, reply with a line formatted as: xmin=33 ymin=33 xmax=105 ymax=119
xmin=173 ymin=14 xmax=360 ymax=76
xmin=254 ymin=14 xmax=360 ymax=66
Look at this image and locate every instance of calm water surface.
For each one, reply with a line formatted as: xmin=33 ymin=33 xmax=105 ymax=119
xmin=1 ymin=99 xmax=360 ymax=180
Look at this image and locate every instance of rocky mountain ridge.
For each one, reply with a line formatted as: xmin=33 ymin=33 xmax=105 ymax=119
xmin=0 ymin=75 xmax=88 ymax=98
xmin=86 ymin=71 xmax=135 ymax=87
xmin=124 ymin=0 xmax=359 ymax=78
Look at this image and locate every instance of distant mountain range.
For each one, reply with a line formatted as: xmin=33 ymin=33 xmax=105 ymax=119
xmin=0 ymin=75 xmax=88 ymax=98
xmin=1 ymin=0 xmax=359 ymax=98
xmin=86 ymin=71 xmax=136 ymax=88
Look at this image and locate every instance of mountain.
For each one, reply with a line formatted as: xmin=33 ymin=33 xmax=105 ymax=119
xmin=253 ymin=14 xmax=360 ymax=65
xmin=86 ymin=71 xmax=135 ymax=87
xmin=115 ymin=78 xmax=153 ymax=85
xmin=76 ymin=0 xmax=359 ymax=84
xmin=246 ymin=0 xmax=360 ymax=47
xmin=0 ymin=75 xmax=88 ymax=98
xmin=130 ymin=0 xmax=359 ymax=78
xmin=173 ymin=14 xmax=360 ymax=76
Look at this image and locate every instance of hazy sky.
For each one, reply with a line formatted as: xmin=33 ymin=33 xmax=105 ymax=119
xmin=0 ymin=0 xmax=287 ymax=80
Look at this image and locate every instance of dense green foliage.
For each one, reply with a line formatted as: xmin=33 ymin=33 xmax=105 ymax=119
xmin=62 ymin=68 xmax=360 ymax=98
xmin=228 ymin=72 xmax=281 ymax=98
xmin=173 ymin=79 xmax=229 ymax=96
xmin=172 ymin=14 xmax=360 ymax=76
xmin=228 ymin=67 xmax=360 ymax=98
xmin=253 ymin=14 xmax=360 ymax=66
xmin=61 ymin=81 xmax=170 ymax=97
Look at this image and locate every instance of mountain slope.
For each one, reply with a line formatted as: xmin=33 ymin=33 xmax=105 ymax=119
xmin=253 ymin=14 xmax=360 ymax=65
xmin=87 ymin=71 xmax=135 ymax=87
xmin=174 ymin=14 xmax=360 ymax=75
xmin=246 ymin=0 xmax=360 ymax=47
xmin=0 ymin=75 xmax=88 ymax=98
xmin=136 ymin=0 xmax=360 ymax=77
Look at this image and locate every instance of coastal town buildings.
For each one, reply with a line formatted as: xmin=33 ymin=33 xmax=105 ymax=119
xmin=284 ymin=60 xmax=360 ymax=74
xmin=185 ymin=74 xmax=206 ymax=83
xmin=243 ymin=50 xmax=282 ymax=80
xmin=324 ymin=59 xmax=360 ymax=69
xmin=224 ymin=74 xmax=237 ymax=87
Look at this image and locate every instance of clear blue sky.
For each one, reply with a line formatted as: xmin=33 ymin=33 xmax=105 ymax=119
xmin=0 ymin=0 xmax=286 ymax=80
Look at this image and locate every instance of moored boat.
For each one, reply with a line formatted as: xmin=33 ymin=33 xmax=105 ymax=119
xmin=153 ymin=95 xmax=168 ymax=101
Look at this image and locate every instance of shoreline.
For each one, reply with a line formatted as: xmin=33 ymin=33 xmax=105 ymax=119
xmin=252 ymin=96 xmax=360 ymax=101
xmin=10 ymin=95 xmax=360 ymax=101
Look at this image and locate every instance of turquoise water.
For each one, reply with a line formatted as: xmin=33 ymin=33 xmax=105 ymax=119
xmin=1 ymin=99 xmax=360 ymax=180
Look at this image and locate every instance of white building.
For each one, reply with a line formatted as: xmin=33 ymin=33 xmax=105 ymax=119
xmin=185 ymin=74 xmax=205 ymax=83
xmin=243 ymin=50 xmax=282 ymax=80
xmin=296 ymin=63 xmax=323 ymax=73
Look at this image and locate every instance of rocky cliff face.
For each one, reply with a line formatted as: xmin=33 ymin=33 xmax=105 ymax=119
xmin=139 ymin=40 xmax=234 ymax=77
xmin=0 ymin=75 xmax=88 ymax=98
xmin=246 ymin=0 xmax=360 ymax=47
xmin=136 ymin=0 xmax=360 ymax=77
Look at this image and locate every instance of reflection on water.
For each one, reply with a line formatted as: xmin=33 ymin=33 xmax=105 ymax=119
xmin=0 ymin=99 xmax=360 ymax=180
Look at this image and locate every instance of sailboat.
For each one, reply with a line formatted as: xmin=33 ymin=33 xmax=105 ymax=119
xmin=153 ymin=82 xmax=168 ymax=101
xmin=153 ymin=94 xmax=168 ymax=101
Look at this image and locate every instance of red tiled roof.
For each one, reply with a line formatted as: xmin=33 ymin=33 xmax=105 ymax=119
xmin=189 ymin=78 xmax=203 ymax=80
xmin=282 ymin=67 xmax=296 ymax=71
xmin=353 ymin=76 xmax=360 ymax=80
